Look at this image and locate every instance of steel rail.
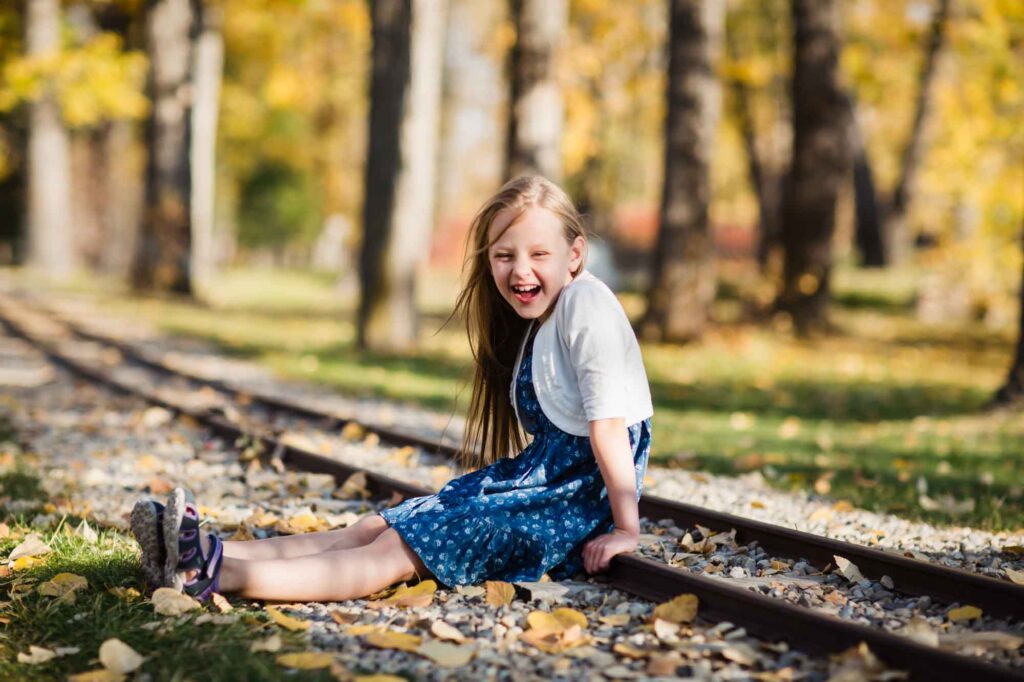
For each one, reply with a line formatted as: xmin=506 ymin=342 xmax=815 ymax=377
xmin=2 ymin=303 xmax=1022 ymax=681
xmin=31 ymin=299 xmax=1024 ymax=620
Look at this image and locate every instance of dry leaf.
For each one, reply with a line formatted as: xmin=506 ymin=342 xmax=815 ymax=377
xmin=430 ymin=620 xmax=466 ymax=643
xmin=721 ymin=643 xmax=758 ymax=666
xmin=652 ymin=594 xmax=698 ymax=624
xmin=834 ymin=556 xmax=865 ymax=583
xmin=364 ymin=630 xmax=422 ymax=653
xmin=99 ymin=638 xmax=145 ymax=674
xmin=17 ymin=645 xmax=56 ymax=664
xmin=266 ymin=606 xmax=311 ymax=631
xmin=330 ymin=611 xmax=359 ymax=625
xmin=947 ymin=605 xmax=983 ymax=622
xmin=612 ymin=642 xmax=650 ymax=659
xmin=1004 ymin=568 xmax=1024 ymax=585
xmin=599 ymin=614 xmax=630 ymax=627
xmin=526 ymin=608 xmax=588 ymax=635
xmin=939 ymin=631 xmax=1024 ymax=652
xmin=416 ymin=641 xmax=474 ymax=667
xmin=250 ymin=634 xmax=283 ymax=653
xmin=346 ymin=624 xmax=383 ymax=636
xmin=67 ymin=671 xmax=126 ymax=682
xmin=107 ymin=587 xmax=141 ymax=601
xmin=455 ymin=585 xmax=485 ymax=599
xmin=336 ymin=471 xmax=370 ymax=499
xmin=351 ymin=676 xmax=406 ymax=682
xmin=74 ymin=520 xmax=98 ymax=543
xmin=38 ymin=572 xmax=88 ymax=603
xmin=152 ymin=588 xmax=200 ymax=616
xmin=276 ymin=652 xmax=335 ymax=669
xmin=210 ymin=592 xmax=233 ymax=613
xmin=381 ymin=580 xmax=436 ymax=608
xmin=653 ymin=618 xmax=680 ymax=641
xmin=900 ymin=617 xmax=939 ymax=647
xmin=8 ymin=534 xmax=51 ymax=562
xmin=11 ymin=555 xmax=41 ymax=571
xmin=484 ymin=580 xmax=515 ymax=606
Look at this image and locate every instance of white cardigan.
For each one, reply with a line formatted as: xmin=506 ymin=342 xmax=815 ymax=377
xmin=510 ymin=270 xmax=654 ymax=437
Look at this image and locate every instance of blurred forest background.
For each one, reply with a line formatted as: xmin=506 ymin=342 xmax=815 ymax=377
xmin=1 ymin=0 xmax=1023 ymax=528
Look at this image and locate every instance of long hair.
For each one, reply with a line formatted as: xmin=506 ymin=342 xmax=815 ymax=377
xmin=451 ymin=175 xmax=588 ymax=470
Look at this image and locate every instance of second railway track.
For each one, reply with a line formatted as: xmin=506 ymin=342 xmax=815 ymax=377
xmin=1 ymin=293 xmax=1022 ymax=681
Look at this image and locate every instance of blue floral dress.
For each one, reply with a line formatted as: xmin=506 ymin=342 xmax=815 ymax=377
xmin=379 ymin=334 xmax=653 ymax=586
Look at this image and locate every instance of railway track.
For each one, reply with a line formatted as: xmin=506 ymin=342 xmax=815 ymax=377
xmin=1 ymin=294 xmax=1021 ymax=681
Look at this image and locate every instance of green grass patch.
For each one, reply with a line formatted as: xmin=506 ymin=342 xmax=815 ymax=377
xmin=34 ymin=265 xmax=1024 ymax=530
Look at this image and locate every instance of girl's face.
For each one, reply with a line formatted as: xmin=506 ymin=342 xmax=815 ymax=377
xmin=487 ymin=206 xmax=585 ymax=321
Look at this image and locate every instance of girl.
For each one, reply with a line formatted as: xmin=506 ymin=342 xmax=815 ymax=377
xmin=131 ymin=175 xmax=654 ymax=602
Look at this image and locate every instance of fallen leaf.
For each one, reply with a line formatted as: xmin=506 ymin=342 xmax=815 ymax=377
xmin=74 ymin=520 xmax=98 ymax=543
xmin=484 ymin=580 xmax=515 ymax=606
xmin=1004 ymin=568 xmax=1024 ymax=585
xmin=8 ymin=534 xmax=51 ymax=562
xmin=276 ymin=652 xmax=335 ymax=669
xmin=107 ymin=587 xmax=141 ymax=601
xmin=380 ymin=580 xmax=436 ymax=608
xmin=99 ymin=638 xmax=145 ymax=674
xmin=17 ymin=645 xmax=56 ymax=664
xmin=652 ymin=594 xmax=698 ymax=624
xmin=947 ymin=605 xmax=983 ymax=622
xmin=834 ymin=555 xmax=865 ymax=583
xmin=646 ymin=654 xmax=682 ymax=675
xmin=455 ymin=585 xmax=485 ymax=599
xmin=67 ymin=671 xmax=126 ymax=682
xmin=151 ymin=587 xmax=199 ymax=616
xmin=250 ymin=634 xmax=283 ymax=653
xmin=330 ymin=611 xmax=359 ymax=625
xmin=266 ymin=606 xmax=311 ymax=631
xmin=350 ymin=676 xmax=406 ymax=682
xmin=721 ymin=643 xmax=758 ymax=666
xmin=430 ymin=620 xmax=466 ymax=643
xmin=652 ymin=618 xmax=679 ymax=641
xmin=210 ymin=592 xmax=233 ymax=612
xmin=38 ymin=572 xmax=89 ymax=603
xmin=346 ymin=624 xmax=383 ymax=636
xmin=612 ymin=642 xmax=650 ymax=659
xmin=11 ymin=555 xmax=41 ymax=571
xmin=598 ymin=614 xmax=630 ymax=627
xmin=939 ymin=631 xmax=1024 ymax=652
xmin=416 ymin=640 xmax=474 ymax=667
xmin=364 ymin=630 xmax=422 ymax=653
xmin=900 ymin=617 xmax=939 ymax=647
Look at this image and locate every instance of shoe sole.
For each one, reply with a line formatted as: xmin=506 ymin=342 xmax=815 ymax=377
xmin=130 ymin=500 xmax=164 ymax=589
xmin=162 ymin=488 xmax=187 ymax=591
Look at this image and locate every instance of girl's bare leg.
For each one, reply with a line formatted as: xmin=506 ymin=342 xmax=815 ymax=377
xmin=223 ymin=514 xmax=389 ymax=560
xmin=217 ymin=528 xmax=429 ymax=602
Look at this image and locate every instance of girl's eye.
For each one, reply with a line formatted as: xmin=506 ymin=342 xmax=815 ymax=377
xmin=533 ymin=252 xmax=548 ymax=257
xmin=494 ymin=254 xmax=512 ymax=261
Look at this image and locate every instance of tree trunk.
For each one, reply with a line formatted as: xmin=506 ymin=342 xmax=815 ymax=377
xmin=994 ymin=220 xmax=1024 ymax=406
xmin=26 ymin=0 xmax=74 ymax=278
xmin=725 ymin=28 xmax=781 ymax=270
xmin=358 ymin=0 xmax=447 ymax=352
xmin=131 ymin=0 xmax=199 ymax=295
xmin=640 ymin=0 xmax=724 ymax=343
xmin=884 ymin=0 xmax=951 ymax=263
xmin=845 ymin=94 xmax=885 ymax=267
xmin=775 ymin=0 xmax=849 ymax=334
xmin=190 ymin=4 xmax=223 ymax=291
xmin=504 ymin=0 xmax=567 ymax=181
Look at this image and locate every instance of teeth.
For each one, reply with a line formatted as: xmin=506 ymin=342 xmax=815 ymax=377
xmin=513 ymin=284 xmax=539 ymax=293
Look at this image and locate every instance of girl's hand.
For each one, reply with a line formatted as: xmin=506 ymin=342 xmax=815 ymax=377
xmin=582 ymin=528 xmax=639 ymax=574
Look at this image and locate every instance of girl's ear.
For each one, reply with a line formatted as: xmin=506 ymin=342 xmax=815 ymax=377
xmin=568 ymin=236 xmax=586 ymax=274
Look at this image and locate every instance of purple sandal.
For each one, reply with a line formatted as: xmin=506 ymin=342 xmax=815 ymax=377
xmin=163 ymin=487 xmax=224 ymax=599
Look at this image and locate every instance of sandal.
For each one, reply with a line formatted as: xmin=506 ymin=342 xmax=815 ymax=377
xmin=130 ymin=499 xmax=165 ymax=589
xmin=181 ymin=533 xmax=224 ymax=602
xmin=163 ymin=487 xmax=202 ymax=591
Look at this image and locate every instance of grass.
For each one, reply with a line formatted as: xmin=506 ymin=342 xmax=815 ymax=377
xmin=22 ymin=265 xmax=1024 ymax=530
xmin=0 ymin=455 xmax=322 ymax=680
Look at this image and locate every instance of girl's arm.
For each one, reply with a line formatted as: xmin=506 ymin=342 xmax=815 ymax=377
xmin=582 ymin=416 xmax=640 ymax=573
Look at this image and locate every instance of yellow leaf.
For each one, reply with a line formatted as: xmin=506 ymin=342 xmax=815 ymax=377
xmin=107 ymin=587 xmax=141 ymax=601
xmin=276 ymin=652 xmax=335 ymax=669
xmin=598 ymin=614 xmax=630 ymax=627
xmin=250 ymin=634 xmax=283 ymax=653
xmin=382 ymin=580 xmax=436 ymax=608
xmin=11 ymin=556 xmax=42 ymax=571
xmin=151 ymin=587 xmax=200 ymax=616
xmin=484 ymin=580 xmax=515 ymax=606
xmin=346 ymin=624 xmax=382 ymax=636
xmin=266 ymin=606 xmax=311 ymax=631
xmin=1004 ymin=568 xmax=1024 ymax=585
xmin=947 ymin=605 xmax=983 ymax=622
xmin=364 ymin=630 xmax=422 ymax=652
xmin=99 ymin=638 xmax=145 ymax=674
xmin=68 ymin=671 xmax=126 ymax=682
xmin=352 ymin=676 xmax=407 ymax=682
xmin=652 ymin=594 xmax=698 ymax=624
xmin=430 ymin=620 xmax=466 ymax=643
xmin=519 ymin=628 xmax=564 ymax=654
xmin=416 ymin=641 xmax=475 ymax=667
xmin=211 ymin=592 xmax=233 ymax=613
xmin=526 ymin=608 xmax=588 ymax=636
xmin=17 ymin=645 xmax=56 ymax=664
xmin=613 ymin=642 xmax=651 ymax=659
xmin=38 ymin=572 xmax=89 ymax=603
xmin=552 ymin=607 xmax=588 ymax=630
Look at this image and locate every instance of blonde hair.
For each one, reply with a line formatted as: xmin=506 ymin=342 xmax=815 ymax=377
xmin=451 ymin=175 xmax=588 ymax=470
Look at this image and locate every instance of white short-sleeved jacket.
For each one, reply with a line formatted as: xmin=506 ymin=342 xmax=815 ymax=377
xmin=509 ymin=270 xmax=654 ymax=437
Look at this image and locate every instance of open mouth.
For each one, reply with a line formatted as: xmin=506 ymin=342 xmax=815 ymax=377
xmin=511 ymin=283 xmax=541 ymax=304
